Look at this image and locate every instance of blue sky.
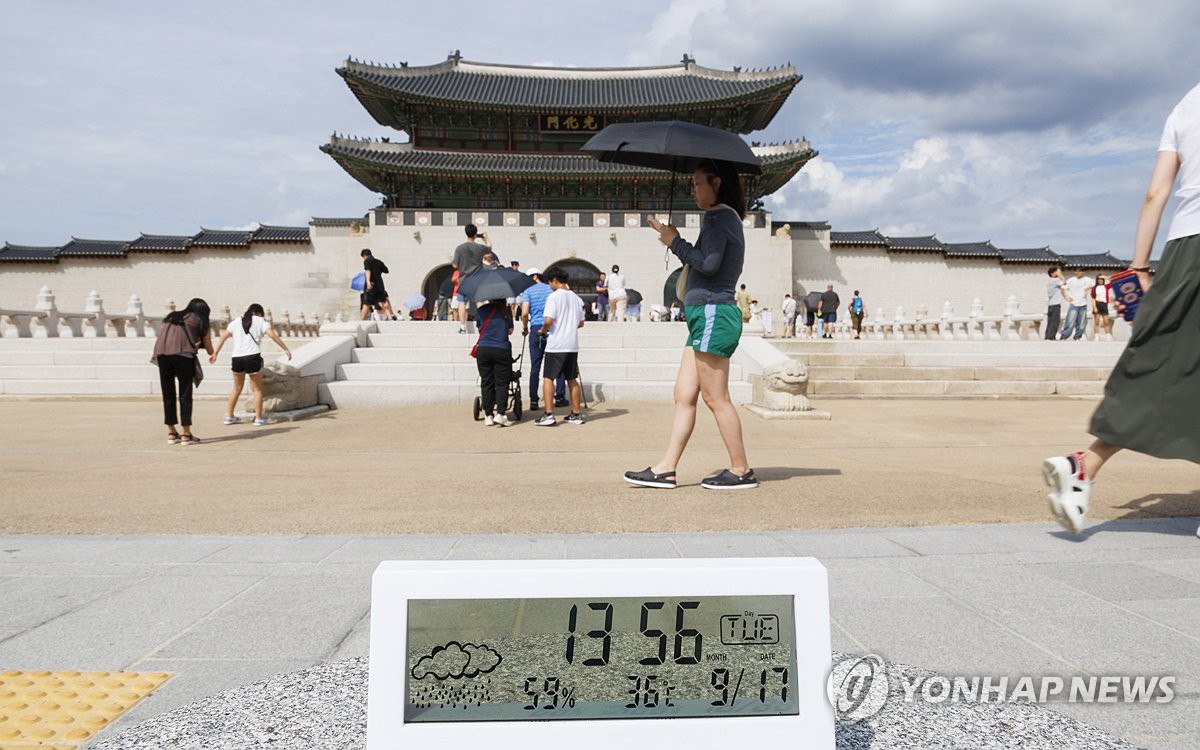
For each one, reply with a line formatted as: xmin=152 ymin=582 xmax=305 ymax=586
xmin=2 ymin=0 xmax=1198 ymax=257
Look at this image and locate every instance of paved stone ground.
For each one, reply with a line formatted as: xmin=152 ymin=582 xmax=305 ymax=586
xmin=0 ymin=397 xmax=1197 ymax=748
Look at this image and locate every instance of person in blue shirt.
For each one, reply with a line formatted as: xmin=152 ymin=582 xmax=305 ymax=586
xmin=519 ymin=268 xmax=565 ymax=412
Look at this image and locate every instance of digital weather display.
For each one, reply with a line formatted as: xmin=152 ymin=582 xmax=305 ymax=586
xmin=405 ymin=595 xmax=797 ymax=722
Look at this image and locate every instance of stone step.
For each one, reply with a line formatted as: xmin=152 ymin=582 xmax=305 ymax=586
xmin=335 ymin=361 xmax=740 ymax=383
xmin=809 ymin=379 xmax=1105 ymax=397
xmin=319 ymin=379 xmax=752 ymax=407
xmin=351 ymin=346 xmax=686 ymax=364
xmin=806 ymin=365 xmax=1113 ymax=382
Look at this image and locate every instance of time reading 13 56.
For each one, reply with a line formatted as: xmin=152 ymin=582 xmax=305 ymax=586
xmin=405 ymin=595 xmax=798 ymax=722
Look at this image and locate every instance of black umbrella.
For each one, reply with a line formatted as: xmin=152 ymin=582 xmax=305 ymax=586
xmin=581 ymin=121 xmax=763 ymax=175
xmin=456 ymin=267 xmax=535 ymax=303
xmin=625 ymin=288 xmax=644 ymax=306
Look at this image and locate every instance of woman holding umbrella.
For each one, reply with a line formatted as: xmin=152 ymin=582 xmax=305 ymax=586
xmin=624 ymin=159 xmax=757 ymax=489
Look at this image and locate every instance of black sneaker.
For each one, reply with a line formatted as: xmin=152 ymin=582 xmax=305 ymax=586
xmin=700 ymin=469 xmax=758 ymax=490
xmin=554 ymin=397 xmax=569 ymax=407
xmin=564 ymin=412 xmax=585 ymax=425
xmin=529 ymin=400 xmax=539 ymax=412
xmin=624 ymin=467 xmax=677 ymax=489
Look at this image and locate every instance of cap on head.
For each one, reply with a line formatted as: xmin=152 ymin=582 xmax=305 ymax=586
xmin=526 ymin=267 xmax=542 ymax=277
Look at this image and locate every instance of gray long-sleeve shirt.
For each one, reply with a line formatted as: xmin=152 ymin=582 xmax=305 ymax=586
xmin=668 ymin=205 xmax=745 ymax=307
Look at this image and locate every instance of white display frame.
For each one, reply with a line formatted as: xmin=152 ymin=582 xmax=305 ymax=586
xmin=366 ymin=557 xmax=834 ymax=748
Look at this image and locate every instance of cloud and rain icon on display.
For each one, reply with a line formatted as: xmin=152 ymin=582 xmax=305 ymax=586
xmin=411 ymin=641 xmax=503 ymax=681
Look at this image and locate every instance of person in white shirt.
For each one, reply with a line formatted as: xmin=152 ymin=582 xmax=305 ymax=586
xmin=607 ymin=264 xmax=627 ymax=321
xmin=1043 ymin=81 xmax=1200 ymax=539
xmin=1061 ymin=269 xmax=1095 ymax=340
xmin=781 ymin=294 xmax=797 ymax=338
xmin=209 ymin=303 xmax=292 ymax=426
xmin=534 ymin=268 xmax=586 ymax=425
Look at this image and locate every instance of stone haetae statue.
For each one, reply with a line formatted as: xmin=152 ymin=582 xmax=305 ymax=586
xmin=758 ymin=359 xmax=811 ymax=412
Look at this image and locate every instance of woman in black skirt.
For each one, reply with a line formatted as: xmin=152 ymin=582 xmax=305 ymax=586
xmin=1043 ymin=83 xmax=1200 ymax=537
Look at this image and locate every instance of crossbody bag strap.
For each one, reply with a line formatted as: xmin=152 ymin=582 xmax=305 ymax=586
xmin=474 ymin=306 xmax=500 ymax=347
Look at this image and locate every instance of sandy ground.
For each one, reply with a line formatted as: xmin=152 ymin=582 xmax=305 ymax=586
xmin=0 ymin=397 xmax=1195 ymax=535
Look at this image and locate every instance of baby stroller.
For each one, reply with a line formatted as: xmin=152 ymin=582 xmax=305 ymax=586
xmin=473 ymin=335 xmax=525 ymax=422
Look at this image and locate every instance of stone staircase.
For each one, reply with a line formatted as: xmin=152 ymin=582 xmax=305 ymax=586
xmin=771 ymin=339 xmax=1121 ymax=397
xmin=0 ymin=337 xmax=296 ymax=396
xmin=318 ymin=321 xmax=751 ymax=407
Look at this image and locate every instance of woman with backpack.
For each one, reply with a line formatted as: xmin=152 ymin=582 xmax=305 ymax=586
xmin=209 ymin=304 xmax=292 ymax=426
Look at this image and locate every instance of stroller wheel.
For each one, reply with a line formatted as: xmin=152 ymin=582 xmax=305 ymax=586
xmin=473 ymin=396 xmax=482 ymax=421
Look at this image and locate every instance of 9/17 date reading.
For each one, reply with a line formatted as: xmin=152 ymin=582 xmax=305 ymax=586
xmin=521 ymin=668 xmax=790 ymax=711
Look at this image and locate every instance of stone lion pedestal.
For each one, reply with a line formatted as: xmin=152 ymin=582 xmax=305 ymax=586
xmin=744 ymin=358 xmax=831 ymax=420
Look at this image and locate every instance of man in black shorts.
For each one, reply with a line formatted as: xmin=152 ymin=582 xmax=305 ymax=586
xmin=360 ymin=248 xmax=396 ymax=320
xmin=534 ymin=268 xmax=586 ymax=426
xmin=818 ymin=284 xmax=840 ymax=339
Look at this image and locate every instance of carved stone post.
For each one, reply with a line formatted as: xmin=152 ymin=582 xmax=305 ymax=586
xmin=33 ymin=286 xmax=60 ymax=338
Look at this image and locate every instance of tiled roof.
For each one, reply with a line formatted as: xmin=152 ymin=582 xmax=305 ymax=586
xmin=0 ymin=243 xmax=59 ymax=263
xmin=999 ymin=247 xmax=1060 ymax=264
xmin=253 ymin=225 xmax=310 ymax=243
xmin=58 ymin=238 xmax=128 ymax=257
xmin=310 ymin=216 xmax=367 ymax=227
xmin=339 ymin=56 xmax=800 ymax=132
xmin=128 ymin=234 xmax=191 ymax=252
xmin=191 ymin=229 xmax=252 ymax=248
xmin=944 ymin=241 xmax=1000 ymax=259
xmin=321 ymin=136 xmax=814 ymax=201
xmin=885 ymin=235 xmax=945 ymax=252
xmin=1059 ymin=252 xmax=1127 ymax=270
xmin=831 ymin=230 xmax=887 ymax=246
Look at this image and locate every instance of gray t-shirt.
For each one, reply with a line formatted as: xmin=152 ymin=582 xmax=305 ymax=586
xmin=1046 ymin=278 xmax=1064 ymax=306
xmin=452 ymin=241 xmax=494 ymax=280
xmin=668 ymin=205 xmax=744 ymax=306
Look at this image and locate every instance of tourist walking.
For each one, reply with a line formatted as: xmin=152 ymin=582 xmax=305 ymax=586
xmin=626 ymin=160 xmax=757 ymax=490
xmin=209 ymin=303 xmax=292 ymax=426
xmin=849 ymin=290 xmax=866 ymax=339
xmin=595 ymin=272 xmax=610 ymax=320
xmin=151 ymin=298 xmax=214 ymax=446
xmin=607 ymin=265 xmax=627 ymax=321
xmin=473 ymin=297 xmax=515 ymax=426
xmin=1043 ymin=81 xmax=1200 ymax=538
xmin=359 ymin=249 xmax=396 ymax=321
xmin=781 ymin=293 xmax=797 ymax=338
xmin=519 ymin=268 xmax=565 ymax=412
xmin=452 ymin=224 xmax=495 ymax=332
xmin=736 ymin=283 xmax=752 ymax=322
xmin=534 ymin=268 xmax=586 ymax=425
xmin=818 ymin=284 xmax=840 ymax=338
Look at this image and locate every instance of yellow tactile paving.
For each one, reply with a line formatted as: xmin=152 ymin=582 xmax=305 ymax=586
xmin=0 ymin=669 xmax=171 ymax=749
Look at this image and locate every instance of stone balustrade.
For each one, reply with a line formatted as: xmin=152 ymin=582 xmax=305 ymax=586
xmin=847 ymin=295 xmax=1117 ymax=341
xmin=0 ymin=287 xmax=325 ymax=338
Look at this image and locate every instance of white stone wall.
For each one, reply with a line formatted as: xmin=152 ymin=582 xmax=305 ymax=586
xmin=0 ymin=210 xmax=1125 ymax=338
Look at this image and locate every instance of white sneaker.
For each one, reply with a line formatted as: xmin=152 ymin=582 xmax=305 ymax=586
xmin=534 ymin=413 xmax=556 ymax=426
xmin=223 ymin=415 xmax=240 ymax=425
xmin=484 ymin=415 xmax=495 ymax=426
xmin=494 ymin=414 xmax=511 ymax=427
xmin=1042 ymin=453 xmax=1092 ymax=534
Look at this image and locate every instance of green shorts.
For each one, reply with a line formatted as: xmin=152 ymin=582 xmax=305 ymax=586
xmin=684 ymin=304 xmax=742 ymax=359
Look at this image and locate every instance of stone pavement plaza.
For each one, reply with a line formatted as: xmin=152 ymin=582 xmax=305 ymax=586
xmin=0 ymin=398 xmax=1197 ymax=748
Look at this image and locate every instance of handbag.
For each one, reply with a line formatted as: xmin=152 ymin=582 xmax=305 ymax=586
xmin=675 ymin=265 xmax=690 ymax=303
xmin=470 ymin=306 xmax=500 ymax=358
xmin=192 ymin=357 xmax=204 ymax=387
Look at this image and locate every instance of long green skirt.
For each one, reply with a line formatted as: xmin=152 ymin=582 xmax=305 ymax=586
xmin=1090 ymin=233 xmax=1200 ymax=463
